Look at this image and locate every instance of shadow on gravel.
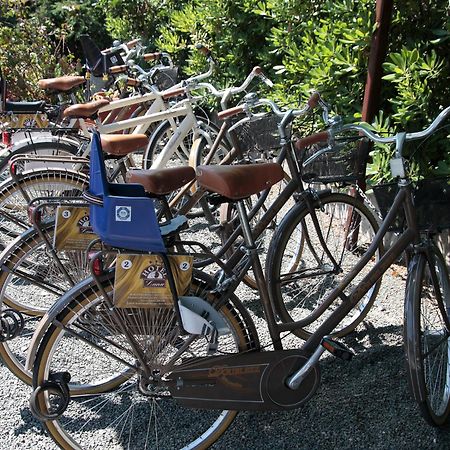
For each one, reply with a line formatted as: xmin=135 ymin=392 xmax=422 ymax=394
xmin=16 ymin=408 xmax=46 ymax=436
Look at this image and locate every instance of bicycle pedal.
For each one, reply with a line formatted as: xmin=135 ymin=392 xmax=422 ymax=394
xmin=321 ymin=337 xmax=354 ymax=361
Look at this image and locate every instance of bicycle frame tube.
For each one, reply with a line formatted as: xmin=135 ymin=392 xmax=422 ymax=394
xmin=150 ymin=111 xmax=197 ymax=169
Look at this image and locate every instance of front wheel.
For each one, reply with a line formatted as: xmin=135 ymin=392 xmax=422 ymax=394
xmin=267 ymin=192 xmax=382 ymax=339
xmin=404 ymin=245 xmax=450 ymax=427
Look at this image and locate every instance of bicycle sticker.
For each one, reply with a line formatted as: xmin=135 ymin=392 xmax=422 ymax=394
xmin=179 ymin=261 xmax=191 ymax=271
xmin=115 ymin=206 xmax=131 ymax=222
xmin=114 ymin=254 xmax=194 ymax=308
xmin=121 ymin=259 xmax=132 ymax=270
xmin=62 ymin=210 xmax=71 ymax=219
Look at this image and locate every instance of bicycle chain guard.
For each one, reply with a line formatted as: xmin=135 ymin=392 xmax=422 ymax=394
xmin=168 ymin=349 xmax=320 ymax=411
xmin=30 ymin=372 xmax=71 ymax=421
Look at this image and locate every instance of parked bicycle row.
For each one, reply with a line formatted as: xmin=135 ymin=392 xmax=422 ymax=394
xmin=0 ymin=35 xmax=450 ymax=450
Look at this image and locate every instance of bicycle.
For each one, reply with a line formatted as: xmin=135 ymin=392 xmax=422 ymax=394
xmin=26 ymin=100 xmax=388 ymax=449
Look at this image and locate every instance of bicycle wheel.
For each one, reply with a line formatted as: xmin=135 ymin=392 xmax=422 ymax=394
xmin=0 ymin=168 xmax=88 ymax=245
xmin=142 ymin=118 xmax=208 ymax=169
xmin=0 ymin=139 xmax=81 ymax=184
xmin=404 ymin=245 xmax=450 ymax=427
xmin=267 ymin=192 xmax=382 ymax=338
xmin=0 ymin=222 xmax=90 ymax=385
xmin=32 ymin=269 xmax=259 ymax=449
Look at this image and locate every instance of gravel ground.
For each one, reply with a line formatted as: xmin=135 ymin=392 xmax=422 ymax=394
xmin=1 ymin=262 xmax=450 ymax=449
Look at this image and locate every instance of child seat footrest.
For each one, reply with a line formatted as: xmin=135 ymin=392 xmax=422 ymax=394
xmin=160 ymin=215 xmax=188 ymax=237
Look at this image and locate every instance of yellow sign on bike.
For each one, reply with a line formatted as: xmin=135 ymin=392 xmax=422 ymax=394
xmin=53 ymin=206 xmax=97 ymax=251
xmin=113 ymin=254 xmax=193 ymax=308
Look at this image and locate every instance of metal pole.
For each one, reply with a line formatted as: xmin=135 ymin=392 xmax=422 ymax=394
xmin=347 ymin=0 xmax=393 ymax=248
xmin=358 ymin=0 xmax=394 ymax=189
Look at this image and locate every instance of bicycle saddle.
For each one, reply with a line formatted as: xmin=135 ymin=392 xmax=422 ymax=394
xmin=126 ymin=167 xmax=196 ymax=196
xmin=38 ymin=76 xmax=85 ymax=93
xmin=101 ymin=134 xmax=148 ymax=157
xmin=196 ymin=163 xmax=284 ymax=200
xmin=4 ymin=100 xmax=46 ymax=114
xmin=63 ymin=99 xmax=109 ymax=119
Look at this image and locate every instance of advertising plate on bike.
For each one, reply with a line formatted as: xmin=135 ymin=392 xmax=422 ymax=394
xmin=113 ymin=254 xmax=193 ymax=308
xmin=53 ymin=206 xmax=97 ymax=251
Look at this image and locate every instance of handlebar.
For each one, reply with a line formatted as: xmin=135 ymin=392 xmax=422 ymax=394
xmin=296 ymin=105 xmax=450 ymax=169
xmin=218 ymin=92 xmax=328 ymax=132
xmin=187 ymin=66 xmax=273 ymax=109
xmin=340 ymin=105 xmax=450 ymax=145
xmin=312 ymin=105 xmax=450 ymax=157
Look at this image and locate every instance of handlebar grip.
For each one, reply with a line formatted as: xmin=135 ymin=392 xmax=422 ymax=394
xmin=295 ymin=131 xmax=329 ymax=151
xmin=252 ymin=66 xmax=263 ymax=75
xmin=162 ymin=87 xmax=186 ymax=100
xmin=109 ymin=65 xmax=127 ymax=74
xmin=126 ymin=38 xmax=140 ymax=48
xmin=144 ymin=52 xmax=162 ymax=62
xmin=217 ymin=105 xmax=246 ymax=120
xmin=307 ymin=92 xmax=321 ymax=109
xmin=126 ymin=78 xmax=141 ymax=87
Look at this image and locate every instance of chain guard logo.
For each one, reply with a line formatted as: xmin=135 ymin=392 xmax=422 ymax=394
xmin=77 ymin=214 xmax=93 ymax=233
xmin=115 ymin=206 xmax=131 ymax=222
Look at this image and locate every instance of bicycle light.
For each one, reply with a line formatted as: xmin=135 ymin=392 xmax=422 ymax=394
xmin=89 ymin=252 xmax=104 ymax=276
xmin=2 ymin=131 xmax=11 ymax=147
xmin=9 ymin=162 xmax=17 ymax=176
xmin=27 ymin=206 xmax=42 ymax=225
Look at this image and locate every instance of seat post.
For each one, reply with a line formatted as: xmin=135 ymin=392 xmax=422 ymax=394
xmin=235 ymin=199 xmax=283 ymax=349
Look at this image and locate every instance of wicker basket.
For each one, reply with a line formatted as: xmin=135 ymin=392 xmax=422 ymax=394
xmin=372 ymin=176 xmax=450 ymax=231
xmin=232 ymin=114 xmax=287 ymax=160
xmin=153 ymin=67 xmax=180 ymax=91
xmin=298 ymin=136 xmax=365 ymax=184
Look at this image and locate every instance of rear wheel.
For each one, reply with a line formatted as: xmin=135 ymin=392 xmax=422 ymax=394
xmin=0 ymin=168 xmax=88 ymax=246
xmin=0 ymin=223 xmax=89 ymax=384
xmin=32 ymin=270 xmax=259 ymax=449
xmin=404 ymin=245 xmax=450 ymax=427
xmin=0 ymin=140 xmax=80 ymax=184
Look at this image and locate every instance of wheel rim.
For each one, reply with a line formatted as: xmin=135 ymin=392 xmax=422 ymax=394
xmin=272 ymin=196 xmax=380 ymax=337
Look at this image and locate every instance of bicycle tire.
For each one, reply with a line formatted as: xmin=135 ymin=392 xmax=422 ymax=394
xmin=267 ymin=192 xmax=382 ymax=339
xmin=404 ymin=244 xmax=450 ymax=427
xmin=32 ymin=269 xmax=259 ymax=450
xmin=0 ymin=168 xmax=88 ymax=246
xmin=142 ymin=118 xmax=199 ymax=169
xmin=0 ymin=222 xmax=90 ymax=385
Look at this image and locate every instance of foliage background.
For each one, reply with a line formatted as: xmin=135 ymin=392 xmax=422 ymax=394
xmin=1 ymin=0 xmax=449 ymax=180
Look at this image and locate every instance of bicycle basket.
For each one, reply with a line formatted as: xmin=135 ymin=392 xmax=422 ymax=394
xmin=232 ymin=114 xmax=287 ymax=161
xmin=372 ymin=176 xmax=450 ymax=232
xmin=153 ymin=67 xmax=180 ymax=91
xmin=298 ymin=137 xmax=365 ymax=184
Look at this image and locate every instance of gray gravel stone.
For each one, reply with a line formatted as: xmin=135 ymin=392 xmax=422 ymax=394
xmin=1 ymin=259 xmax=450 ymax=449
